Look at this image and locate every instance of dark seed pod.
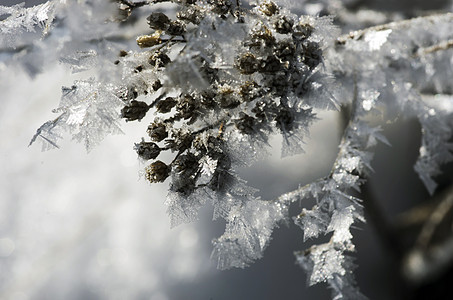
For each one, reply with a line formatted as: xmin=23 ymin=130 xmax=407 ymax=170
xmin=268 ymin=73 xmax=289 ymax=95
xmin=302 ymin=41 xmax=322 ymax=69
xmin=145 ymin=160 xmax=171 ymax=183
xmin=274 ymin=15 xmax=294 ymax=34
xmin=156 ymin=97 xmax=178 ymax=113
xmin=174 ymin=152 xmax=199 ymax=175
xmin=293 ymin=22 xmax=313 ymax=40
xmin=166 ymin=129 xmax=194 ymax=152
xmin=274 ymin=39 xmax=296 ymax=60
xmin=152 ymin=80 xmax=162 ymax=91
xmin=121 ymin=100 xmax=150 ymax=121
xmin=167 ymin=20 xmax=186 ymax=36
xmin=252 ymin=100 xmax=277 ymax=121
xmin=147 ymin=121 xmax=168 ymax=142
xmin=135 ymin=141 xmax=161 ymax=160
xmin=177 ymin=6 xmax=203 ymax=24
xmin=136 ymin=32 xmax=162 ymax=48
xmin=208 ymin=0 xmax=232 ymax=16
xmin=259 ymin=55 xmax=282 ymax=74
xmin=259 ymin=1 xmax=279 ymax=16
xmin=176 ymin=94 xmax=198 ymax=120
xmin=119 ymin=50 xmax=128 ymax=57
xmin=235 ymin=113 xmax=256 ymax=135
xmin=250 ymin=25 xmax=275 ymax=47
xmin=147 ymin=12 xmax=170 ymax=30
xmin=216 ymin=87 xmax=240 ymax=108
xmin=239 ymin=81 xmax=261 ymax=102
xmin=149 ymin=51 xmax=171 ymax=67
xmin=236 ymin=52 xmax=259 ymax=75
xmin=200 ymin=90 xmax=217 ymax=109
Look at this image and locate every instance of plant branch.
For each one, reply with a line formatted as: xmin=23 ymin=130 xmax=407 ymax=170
xmin=336 ymin=12 xmax=453 ymax=44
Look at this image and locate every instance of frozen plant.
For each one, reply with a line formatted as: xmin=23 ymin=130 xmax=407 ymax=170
xmin=2 ymin=0 xmax=453 ymax=298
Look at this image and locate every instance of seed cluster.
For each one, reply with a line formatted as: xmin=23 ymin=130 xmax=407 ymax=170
xmin=117 ymin=1 xmax=325 ymax=196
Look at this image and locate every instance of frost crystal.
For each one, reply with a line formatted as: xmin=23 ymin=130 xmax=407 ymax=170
xmin=0 ymin=2 xmax=56 ymax=47
xmin=31 ymin=79 xmax=124 ymax=151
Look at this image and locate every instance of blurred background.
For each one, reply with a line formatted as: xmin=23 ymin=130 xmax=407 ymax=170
xmin=1 ymin=0 xmax=453 ymax=299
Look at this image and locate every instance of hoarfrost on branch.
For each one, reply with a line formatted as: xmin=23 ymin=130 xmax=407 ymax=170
xmin=3 ymin=0 xmax=453 ymax=299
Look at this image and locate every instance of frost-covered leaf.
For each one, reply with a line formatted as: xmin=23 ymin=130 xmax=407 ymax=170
xmin=294 ymin=207 xmax=329 ymax=241
xmin=30 ymin=79 xmax=124 ymax=151
xmin=212 ymin=197 xmax=288 ymax=269
xmin=0 ymin=1 xmax=56 ymax=47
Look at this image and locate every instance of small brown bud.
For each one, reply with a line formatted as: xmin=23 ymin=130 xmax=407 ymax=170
xmin=121 ymin=100 xmax=150 ymax=121
xmin=136 ymin=32 xmax=162 ymax=48
xmin=156 ymin=97 xmax=178 ymax=113
xmin=147 ymin=12 xmax=170 ymax=30
xmin=145 ymin=160 xmax=170 ymax=183
xmin=147 ymin=121 xmax=168 ymax=142
xmin=149 ymin=52 xmax=171 ymax=67
xmin=274 ymin=15 xmax=294 ymax=34
xmin=167 ymin=21 xmax=186 ymax=36
xmin=236 ymin=53 xmax=259 ymax=75
xmin=259 ymin=1 xmax=279 ymax=16
xmin=135 ymin=141 xmax=161 ymax=160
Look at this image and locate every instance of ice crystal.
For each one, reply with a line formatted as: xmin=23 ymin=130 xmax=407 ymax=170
xmin=31 ymin=79 xmax=124 ymax=151
xmin=0 ymin=1 xmax=56 ymax=47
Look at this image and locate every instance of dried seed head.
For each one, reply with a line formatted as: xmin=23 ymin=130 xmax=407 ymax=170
xmin=259 ymin=55 xmax=283 ymax=74
xmin=152 ymin=80 xmax=162 ymax=91
xmin=149 ymin=51 xmax=171 ymax=67
xmin=293 ymin=22 xmax=313 ymax=40
xmin=250 ymin=24 xmax=275 ymax=46
xmin=177 ymin=6 xmax=204 ymax=24
xmin=136 ymin=31 xmax=162 ymax=48
xmin=236 ymin=52 xmax=259 ymax=75
xmin=235 ymin=113 xmax=256 ymax=135
xmin=145 ymin=160 xmax=170 ymax=183
xmin=147 ymin=12 xmax=170 ymax=30
xmin=274 ymin=15 xmax=294 ymax=34
xmin=176 ymin=94 xmax=198 ymax=121
xmin=121 ymin=100 xmax=150 ymax=121
xmin=239 ymin=81 xmax=261 ymax=102
xmin=166 ymin=128 xmax=194 ymax=152
xmin=147 ymin=121 xmax=168 ymax=142
xmin=174 ymin=152 xmax=199 ymax=174
xmin=167 ymin=20 xmax=186 ymax=36
xmin=259 ymin=1 xmax=279 ymax=16
xmin=200 ymin=90 xmax=217 ymax=109
xmin=135 ymin=65 xmax=144 ymax=73
xmin=156 ymin=97 xmax=178 ymax=113
xmin=302 ymin=41 xmax=322 ymax=69
xmin=135 ymin=141 xmax=161 ymax=160
xmin=216 ymin=86 xmax=240 ymax=108
xmin=209 ymin=0 xmax=233 ymax=16
xmin=274 ymin=39 xmax=296 ymax=60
